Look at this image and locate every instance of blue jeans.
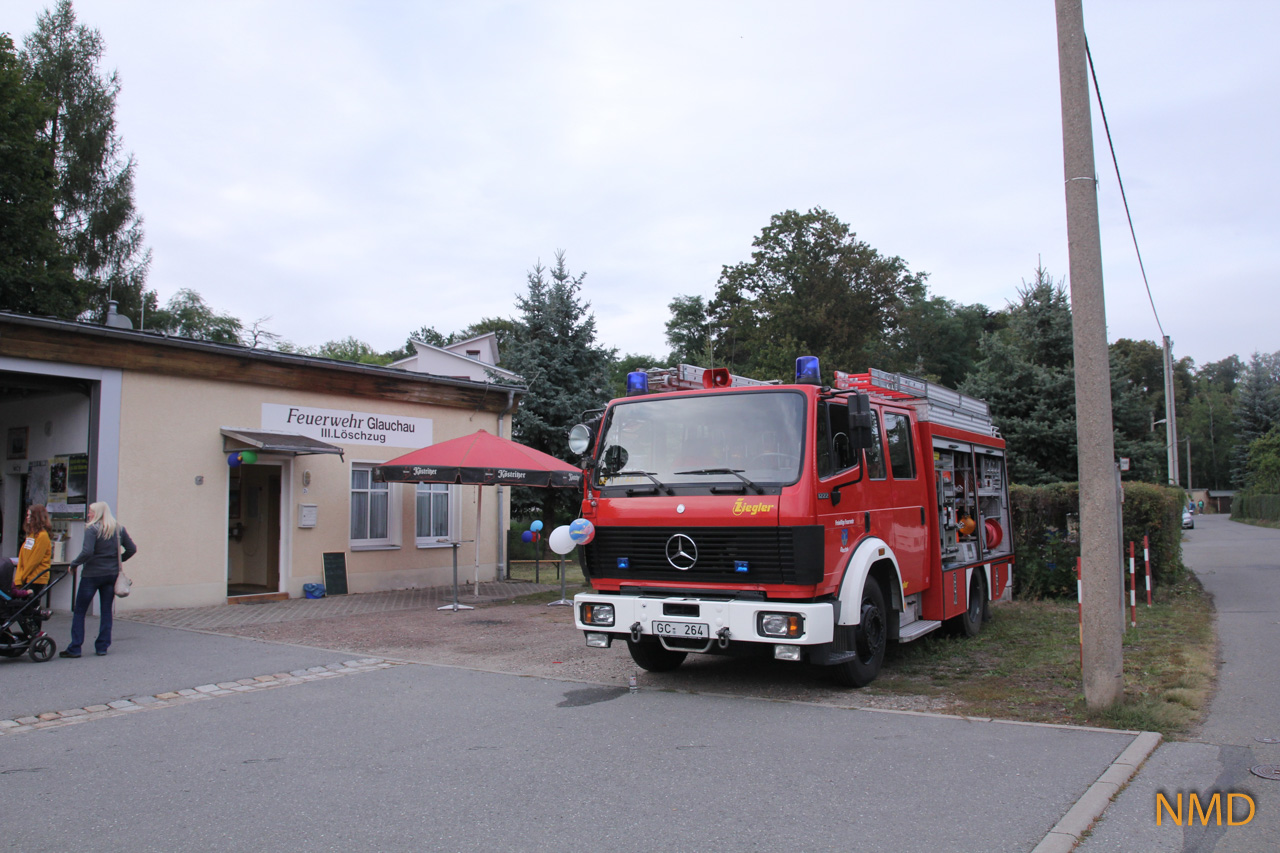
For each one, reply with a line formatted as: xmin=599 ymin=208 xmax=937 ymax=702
xmin=69 ymin=573 xmax=117 ymax=655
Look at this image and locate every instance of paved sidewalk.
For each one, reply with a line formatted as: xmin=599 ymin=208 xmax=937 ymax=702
xmin=119 ymin=580 xmax=559 ymax=629
xmin=1076 ymin=515 xmax=1280 ymax=853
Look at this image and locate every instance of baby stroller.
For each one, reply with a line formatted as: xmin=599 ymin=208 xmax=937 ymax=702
xmin=0 ymin=561 xmax=65 ymax=662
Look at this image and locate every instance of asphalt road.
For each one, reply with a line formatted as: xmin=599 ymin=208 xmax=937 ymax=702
xmin=3 ymin=648 xmax=1134 ymax=853
xmin=19 ymin=516 xmax=1278 ymax=852
xmin=1078 ymin=514 xmax=1280 ymax=853
xmin=2 ymin=626 xmax=1145 ymax=851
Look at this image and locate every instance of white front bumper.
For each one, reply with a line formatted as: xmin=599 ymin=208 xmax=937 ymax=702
xmin=573 ymin=592 xmax=836 ymax=646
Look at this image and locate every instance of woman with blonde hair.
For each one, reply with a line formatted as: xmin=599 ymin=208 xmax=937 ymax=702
xmin=14 ymin=505 xmax=53 ymax=588
xmin=61 ymin=501 xmax=136 ymax=658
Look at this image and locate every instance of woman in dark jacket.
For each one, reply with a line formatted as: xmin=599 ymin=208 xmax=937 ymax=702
xmin=61 ymin=501 xmax=137 ymax=658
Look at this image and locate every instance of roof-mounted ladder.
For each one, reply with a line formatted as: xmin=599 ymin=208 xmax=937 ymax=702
xmin=834 ymin=368 xmax=998 ymax=436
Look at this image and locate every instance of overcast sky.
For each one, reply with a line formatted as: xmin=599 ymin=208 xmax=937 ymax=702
xmin=3 ymin=1 xmax=1276 ymax=369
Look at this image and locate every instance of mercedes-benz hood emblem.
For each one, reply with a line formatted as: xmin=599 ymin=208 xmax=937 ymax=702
xmin=665 ymin=533 xmax=698 ymax=571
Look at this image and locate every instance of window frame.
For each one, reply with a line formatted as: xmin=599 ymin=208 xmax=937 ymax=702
xmin=415 ymin=481 xmax=458 ymax=547
xmin=350 ymin=462 xmax=401 ymax=550
xmin=882 ymin=410 xmax=917 ymax=481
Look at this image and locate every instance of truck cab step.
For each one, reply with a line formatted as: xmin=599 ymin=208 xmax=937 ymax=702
xmin=898 ymin=619 xmax=942 ymax=643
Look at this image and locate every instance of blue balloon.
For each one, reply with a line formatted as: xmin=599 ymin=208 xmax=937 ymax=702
xmin=530 ymin=520 xmax=544 ymax=532
xmin=521 ymin=530 xmax=533 ymax=543
xmin=227 ymin=452 xmax=242 ymax=467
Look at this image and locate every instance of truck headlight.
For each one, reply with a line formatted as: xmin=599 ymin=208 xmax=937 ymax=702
xmin=758 ymin=612 xmax=804 ymax=639
xmin=581 ymin=603 xmax=615 ymax=626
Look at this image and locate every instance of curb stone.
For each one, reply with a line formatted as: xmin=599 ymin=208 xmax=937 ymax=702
xmin=0 ymin=658 xmax=403 ymax=736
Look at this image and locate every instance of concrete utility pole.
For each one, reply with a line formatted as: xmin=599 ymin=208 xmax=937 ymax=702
xmin=1163 ymin=335 xmax=1181 ymax=486
xmin=1055 ymin=0 xmax=1124 ymax=708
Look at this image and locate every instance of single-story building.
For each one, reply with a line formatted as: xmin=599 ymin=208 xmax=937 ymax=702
xmin=0 ymin=311 xmax=526 ymax=612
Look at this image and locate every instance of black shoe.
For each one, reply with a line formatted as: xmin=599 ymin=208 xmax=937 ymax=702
xmin=59 ymin=650 xmax=81 ymax=659
xmin=95 ymin=651 xmax=107 ymax=656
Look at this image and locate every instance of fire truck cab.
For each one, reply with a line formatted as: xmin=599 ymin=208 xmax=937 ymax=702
xmin=570 ymin=358 xmax=1014 ymax=687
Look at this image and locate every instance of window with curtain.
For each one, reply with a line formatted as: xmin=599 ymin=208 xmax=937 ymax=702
xmin=350 ymin=465 xmax=391 ymax=545
xmin=416 ymin=482 xmax=453 ymax=544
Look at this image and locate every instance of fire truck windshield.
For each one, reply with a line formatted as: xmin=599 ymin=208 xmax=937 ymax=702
xmin=594 ymin=390 xmax=805 ymax=490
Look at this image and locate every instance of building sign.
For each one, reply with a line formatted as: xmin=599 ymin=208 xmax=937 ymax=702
xmin=262 ymin=404 xmax=432 ymax=448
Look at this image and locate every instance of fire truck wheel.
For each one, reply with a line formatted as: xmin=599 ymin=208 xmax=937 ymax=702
xmin=957 ymin=572 xmax=989 ymax=638
xmin=626 ymin=639 xmax=688 ymax=673
xmin=831 ymin=579 xmax=887 ymax=688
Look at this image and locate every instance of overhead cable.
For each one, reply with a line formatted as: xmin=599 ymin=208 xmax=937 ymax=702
xmin=1084 ymin=35 xmax=1165 ymax=340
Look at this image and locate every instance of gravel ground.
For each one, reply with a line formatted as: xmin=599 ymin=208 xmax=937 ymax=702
xmin=216 ymin=595 xmax=957 ymax=713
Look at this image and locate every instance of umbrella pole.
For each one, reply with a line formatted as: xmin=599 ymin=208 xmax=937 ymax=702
xmin=548 ymin=554 xmax=573 ymax=606
xmin=474 ymin=485 xmax=483 ymax=597
xmin=437 ymin=541 xmax=473 ymax=612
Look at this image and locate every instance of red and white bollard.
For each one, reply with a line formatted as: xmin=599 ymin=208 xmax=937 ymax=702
xmin=1144 ymin=534 xmax=1152 ymax=606
xmin=1077 ymin=556 xmax=1083 ymax=666
xmin=1128 ymin=542 xmax=1137 ymax=628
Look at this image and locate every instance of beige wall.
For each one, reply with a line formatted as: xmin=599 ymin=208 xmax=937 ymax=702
xmin=115 ymin=371 xmax=507 ymax=610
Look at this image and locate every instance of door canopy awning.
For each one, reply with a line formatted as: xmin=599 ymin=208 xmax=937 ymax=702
xmin=221 ymin=428 xmax=345 ymax=459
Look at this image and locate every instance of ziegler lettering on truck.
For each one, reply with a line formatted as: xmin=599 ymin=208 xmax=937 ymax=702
xmin=732 ymin=499 xmax=776 ymax=516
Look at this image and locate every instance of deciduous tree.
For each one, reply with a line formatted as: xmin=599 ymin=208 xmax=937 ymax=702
xmin=709 ymin=208 xmax=926 ymax=381
xmin=147 ymin=288 xmax=242 ymax=344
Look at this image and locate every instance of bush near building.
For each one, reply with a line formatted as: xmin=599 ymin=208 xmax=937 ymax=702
xmin=1010 ymin=481 xmax=1185 ymax=599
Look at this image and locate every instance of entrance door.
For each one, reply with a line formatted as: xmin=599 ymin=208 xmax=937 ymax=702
xmin=227 ymin=464 xmax=281 ymax=597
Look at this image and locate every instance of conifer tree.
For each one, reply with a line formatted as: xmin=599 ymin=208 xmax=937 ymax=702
xmin=22 ymin=0 xmax=151 ymax=322
xmin=502 ymin=250 xmax=613 ymax=519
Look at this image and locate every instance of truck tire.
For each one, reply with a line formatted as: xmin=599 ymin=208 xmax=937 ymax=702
xmin=831 ymin=578 xmax=887 ymax=688
xmin=955 ymin=571 xmax=989 ymax=638
xmin=626 ymin=638 xmax=688 ymax=673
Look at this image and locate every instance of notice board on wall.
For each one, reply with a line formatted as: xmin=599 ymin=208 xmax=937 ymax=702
xmin=321 ymin=552 xmax=348 ymax=596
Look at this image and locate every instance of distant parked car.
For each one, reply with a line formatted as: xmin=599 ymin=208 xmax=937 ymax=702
xmin=1182 ymin=509 xmax=1195 ymax=529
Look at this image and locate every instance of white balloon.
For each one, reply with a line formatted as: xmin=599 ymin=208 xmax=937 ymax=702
xmin=548 ymin=525 xmax=576 ymax=555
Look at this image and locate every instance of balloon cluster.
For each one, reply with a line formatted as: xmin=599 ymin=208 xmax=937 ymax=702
xmin=227 ymin=450 xmax=259 ymax=467
xmin=549 ymin=518 xmax=595 ymax=555
xmin=520 ymin=519 xmax=544 ymax=544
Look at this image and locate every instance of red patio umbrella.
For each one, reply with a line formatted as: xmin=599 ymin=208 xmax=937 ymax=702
xmin=373 ymin=430 xmax=582 ymax=598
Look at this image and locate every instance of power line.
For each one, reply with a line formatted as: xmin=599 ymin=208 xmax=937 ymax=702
xmin=1084 ymin=35 xmax=1165 ymax=340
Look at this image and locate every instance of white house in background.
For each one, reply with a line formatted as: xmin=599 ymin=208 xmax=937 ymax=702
xmin=391 ymin=332 xmax=520 ymax=384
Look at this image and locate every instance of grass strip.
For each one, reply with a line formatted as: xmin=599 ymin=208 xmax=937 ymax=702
xmin=862 ymin=574 xmax=1215 ymax=736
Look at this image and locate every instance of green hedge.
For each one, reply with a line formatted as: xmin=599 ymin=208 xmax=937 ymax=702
xmin=1233 ymin=493 xmax=1280 ymax=522
xmin=1010 ymin=481 xmax=1185 ymax=600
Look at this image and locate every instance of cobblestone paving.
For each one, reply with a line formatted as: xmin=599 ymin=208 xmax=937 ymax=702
xmin=118 ymin=581 xmax=558 ymax=630
xmin=0 ymin=658 xmax=403 ymax=736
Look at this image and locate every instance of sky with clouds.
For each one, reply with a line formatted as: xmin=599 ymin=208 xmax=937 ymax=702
xmin=3 ymin=1 xmax=1275 ymax=369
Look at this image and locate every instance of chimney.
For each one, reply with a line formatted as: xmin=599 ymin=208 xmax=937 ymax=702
xmin=104 ymin=300 xmax=133 ymax=330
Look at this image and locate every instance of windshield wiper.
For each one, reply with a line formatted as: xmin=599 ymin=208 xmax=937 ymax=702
xmin=674 ymin=468 xmax=764 ymax=495
xmin=613 ymin=470 xmax=673 ymax=495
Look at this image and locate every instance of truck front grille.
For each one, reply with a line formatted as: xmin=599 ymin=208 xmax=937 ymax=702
xmin=581 ymin=526 xmax=823 ymax=586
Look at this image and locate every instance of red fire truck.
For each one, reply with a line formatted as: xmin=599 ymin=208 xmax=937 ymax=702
xmin=569 ymin=357 xmax=1014 ymax=687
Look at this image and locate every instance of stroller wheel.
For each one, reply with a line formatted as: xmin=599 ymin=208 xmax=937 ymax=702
xmin=29 ymin=636 xmax=56 ymax=663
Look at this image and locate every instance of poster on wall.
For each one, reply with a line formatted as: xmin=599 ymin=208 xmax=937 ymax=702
xmin=7 ymin=426 xmax=28 ymax=460
xmin=67 ymin=453 xmax=88 ymax=508
xmin=26 ymin=459 xmax=49 ymax=511
xmin=47 ymin=454 xmax=86 ymax=519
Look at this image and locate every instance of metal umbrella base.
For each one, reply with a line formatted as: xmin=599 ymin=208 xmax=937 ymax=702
xmin=547 ymin=556 xmax=573 ymax=607
xmin=439 ymin=543 xmax=475 ymax=612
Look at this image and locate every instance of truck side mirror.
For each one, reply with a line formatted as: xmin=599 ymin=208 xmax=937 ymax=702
xmin=846 ymin=393 xmax=873 ymax=453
